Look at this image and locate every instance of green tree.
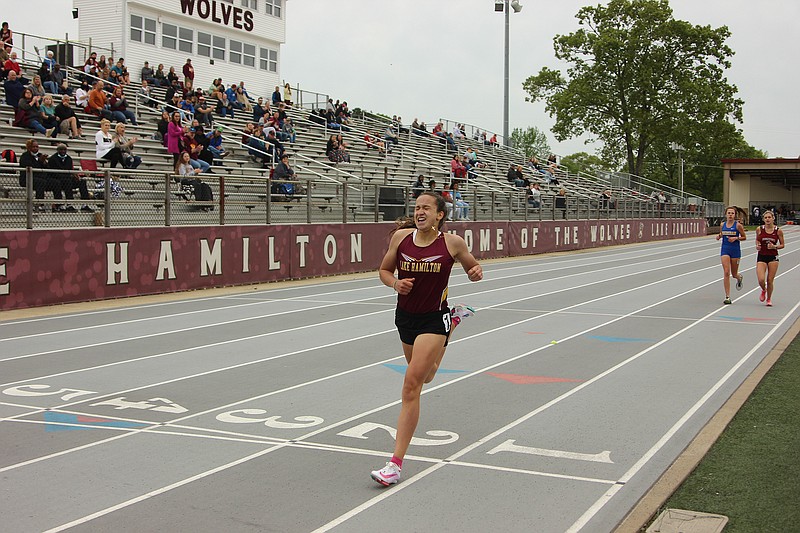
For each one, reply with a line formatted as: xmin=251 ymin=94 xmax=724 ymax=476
xmin=560 ymin=152 xmax=614 ymax=178
xmin=510 ymin=126 xmax=551 ymax=158
xmin=522 ymin=0 xmax=743 ymax=177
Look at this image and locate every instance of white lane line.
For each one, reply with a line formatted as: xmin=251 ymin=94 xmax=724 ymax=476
xmin=565 ymin=296 xmax=800 ymax=533
xmin=308 ymin=263 xmax=800 ymax=533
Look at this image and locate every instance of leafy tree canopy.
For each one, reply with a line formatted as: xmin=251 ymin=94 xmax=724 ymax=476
xmin=510 ymin=126 xmax=552 ymax=159
xmin=522 ymin=0 xmax=744 ymax=178
xmin=560 ymin=152 xmax=615 ymax=179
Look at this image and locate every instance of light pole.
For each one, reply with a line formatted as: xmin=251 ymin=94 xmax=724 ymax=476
xmin=670 ymin=142 xmax=685 ymax=196
xmin=497 ymin=0 xmax=522 ymax=147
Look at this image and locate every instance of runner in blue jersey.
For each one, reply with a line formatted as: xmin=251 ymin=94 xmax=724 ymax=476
xmin=716 ymin=206 xmax=747 ymax=304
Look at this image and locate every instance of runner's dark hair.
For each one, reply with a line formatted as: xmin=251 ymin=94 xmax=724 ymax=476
xmin=393 ymin=192 xmax=447 ymax=232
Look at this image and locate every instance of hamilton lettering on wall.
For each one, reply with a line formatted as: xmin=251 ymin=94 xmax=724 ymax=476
xmin=180 ymin=0 xmax=255 ymax=32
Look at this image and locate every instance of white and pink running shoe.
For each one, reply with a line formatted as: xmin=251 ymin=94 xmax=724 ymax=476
xmin=450 ymin=304 xmax=476 ymax=327
xmin=371 ymin=461 xmax=401 ymax=486
xmin=759 ymin=289 xmax=766 ymax=303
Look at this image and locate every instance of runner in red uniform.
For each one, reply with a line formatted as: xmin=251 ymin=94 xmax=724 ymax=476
xmin=755 ymin=210 xmax=784 ymax=307
xmin=371 ymin=192 xmax=482 ymax=486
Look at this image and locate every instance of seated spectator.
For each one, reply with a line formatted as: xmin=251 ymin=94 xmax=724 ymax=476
xmin=452 ymin=182 xmax=470 ymax=220
xmin=206 ymin=127 xmax=228 ymax=162
xmin=174 ymin=151 xmax=213 ymax=210
xmin=109 ymin=58 xmax=130 ymax=85
xmin=164 ymin=92 xmax=184 ymax=119
xmin=48 ymin=64 xmax=70 ymax=95
xmin=451 ymin=154 xmax=467 ymax=180
xmin=428 ymin=179 xmax=438 ymax=193
xmin=226 ymin=84 xmax=243 ymax=110
xmin=195 ymin=95 xmax=213 ymax=126
xmin=506 ymin=164 xmax=527 ymax=187
xmin=86 ymin=80 xmax=111 ymax=119
xmin=1 ymin=21 xmax=13 ymax=52
xmin=216 ymin=90 xmax=235 ymax=118
xmin=82 ymin=52 xmax=97 ymax=79
xmin=283 ymin=83 xmax=293 ymax=107
xmin=599 ymin=189 xmax=616 ymax=209
xmin=527 ymin=182 xmax=541 ymax=208
xmin=3 ymin=51 xmax=22 ymax=80
xmin=441 ymin=183 xmax=455 ymax=220
xmin=182 ymin=128 xmax=211 ymax=173
xmin=445 ymin=133 xmax=458 ymax=154
xmin=140 ymin=61 xmax=156 ymax=85
xmin=39 ymin=94 xmax=59 ymax=131
xmin=364 ymin=130 xmax=386 ymax=153
xmin=167 ymin=66 xmax=179 ymax=86
xmin=555 ymin=188 xmax=567 ymax=218
xmin=265 ymin=130 xmax=286 ymax=164
xmin=326 ymin=137 xmax=350 ymax=163
xmin=432 ymin=121 xmax=445 ymax=138
xmin=272 ymin=85 xmax=282 ymax=106
xmin=281 ymin=118 xmax=296 ymax=144
xmin=488 ymin=133 xmax=498 ymax=146
xmin=54 ymin=94 xmax=84 ymax=139
xmin=153 ymin=63 xmax=167 ymax=87
xmin=252 ymin=97 xmax=270 ymax=122
xmin=28 ymin=75 xmax=46 ymax=98
xmin=452 ymin=123 xmax=464 ymax=139
xmin=384 ymin=124 xmax=399 ymax=149
xmin=114 ymin=123 xmax=142 ymax=169
xmin=19 ymin=139 xmax=62 ymax=211
xmin=97 ymin=55 xmax=107 ymax=71
xmin=138 ymin=80 xmax=158 ymax=109
xmin=74 ymin=80 xmax=90 ymax=108
xmin=47 ymin=143 xmax=93 ymax=212
xmin=3 ymin=70 xmax=25 ymax=109
xmin=235 ymin=85 xmax=252 ymax=113
xmin=273 ymin=153 xmax=295 ymax=181
xmin=325 ymin=108 xmax=341 ymax=130
xmin=95 ymin=119 xmax=125 ymax=167
xmin=246 ymin=128 xmax=269 ymax=164
xmin=15 ymin=88 xmax=56 ymax=137
xmin=411 ymin=174 xmax=425 ymax=199
xmin=180 ymin=95 xmax=195 ymax=117
xmin=109 ymin=86 xmax=138 ymax=124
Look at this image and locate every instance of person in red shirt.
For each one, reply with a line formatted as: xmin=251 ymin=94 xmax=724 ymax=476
xmin=755 ymin=210 xmax=785 ymax=306
xmin=371 ymin=192 xmax=482 ymax=486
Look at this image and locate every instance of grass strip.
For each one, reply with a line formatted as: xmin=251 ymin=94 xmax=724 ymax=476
xmin=660 ymin=332 xmax=800 ymax=532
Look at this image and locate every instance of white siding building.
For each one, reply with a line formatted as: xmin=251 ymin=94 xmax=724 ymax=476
xmin=72 ymin=0 xmax=286 ymax=99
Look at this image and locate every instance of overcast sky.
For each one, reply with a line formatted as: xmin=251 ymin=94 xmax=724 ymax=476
xmin=6 ymin=0 xmax=799 ymax=160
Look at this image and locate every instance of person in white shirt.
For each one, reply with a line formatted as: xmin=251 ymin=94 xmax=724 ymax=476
xmin=95 ymin=119 xmax=124 ymax=167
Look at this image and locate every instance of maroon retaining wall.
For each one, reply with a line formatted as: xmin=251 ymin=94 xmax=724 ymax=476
xmin=0 ymin=218 xmax=706 ymax=311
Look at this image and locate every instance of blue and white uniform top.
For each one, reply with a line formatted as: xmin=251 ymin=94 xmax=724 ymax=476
xmin=720 ymin=220 xmax=741 ymax=258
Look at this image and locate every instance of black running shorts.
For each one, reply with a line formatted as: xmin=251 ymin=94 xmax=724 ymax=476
xmin=395 ymin=306 xmax=451 ymax=346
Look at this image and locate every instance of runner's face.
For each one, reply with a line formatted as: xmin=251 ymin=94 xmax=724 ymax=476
xmin=414 ymin=196 xmax=442 ymax=231
xmin=726 ymin=209 xmax=736 ymax=221
xmin=763 ymin=212 xmax=774 ymax=225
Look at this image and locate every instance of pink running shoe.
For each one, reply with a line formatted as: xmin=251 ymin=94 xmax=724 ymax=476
xmin=450 ymin=303 xmax=476 ymax=327
xmin=766 ymin=299 xmax=773 ymax=307
xmin=759 ymin=289 xmax=766 ymax=303
xmin=371 ymin=461 xmax=401 ymax=486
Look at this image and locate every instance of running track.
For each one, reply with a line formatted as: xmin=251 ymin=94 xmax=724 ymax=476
xmin=1 ymin=228 xmax=798 ymax=532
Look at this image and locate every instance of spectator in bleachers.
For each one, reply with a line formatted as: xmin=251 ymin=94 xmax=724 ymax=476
xmin=326 ymin=135 xmax=350 ymax=163
xmin=451 ymin=154 xmax=466 ymax=181
xmin=265 ymin=129 xmax=285 ymax=164
xmin=3 ymin=51 xmax=21 ymax=79
xmin=47 ymin=143 xmax=93 ymax=212
xmin=452 ymin=182 xmax=470 ymax=220
xmin=74 ymin=79 xmax=90 ymax=107
xmin=140 ymin=61 xmax=156 ymax=85
xmin=206 ymin=127 xmax=228 ymax=161
xmin=506 ymin=164 xmax=526 ymax=187
xmin=252 ymin=97 xmax=269 ymax=122
xmin=527 ymin=182 xmax=541 ymax=208
xmin=336 ymin=101 xmax=351 ymax=126
xmin=216 ymin=89 xmax=235 ymax=118
xmin=364 ymin=130 xmax=386 ymax=153
xmin=0 ymin=22 xmax=13 ymax=51
xmin=488 ymin=133 xmax=498 ymax=146
xmin=97 ymin=55 xmax=107 ymax=71
xmin=174 ymin=151 xmax=213 ymax=210
xmin=412 ymin=175 xmax=425 ymax=199
xmin=224 ymin=84 xmax=242 ymax=111
xmin=164 ymin=92 xmax=183 ymax=119
xmin=555 ymin=188 xmax=567 ymax=218
xmin=480 ymin=131 xmax=487 ymax=144
xmin=165 ymin=78 xmax=182 ymax=102
xmin=109 ymin=86 xmax=138 ymax=125
xmin=441 ymin=183 xmax=455 ymax=220
xmin=452 ymin=123 xmax=464 ymax=139
xmin=97 ymin=60 xmax=111 ymax=82
xmin=153 ymin=63 xmax=166 ymax=87
xmin=154 ymin=110 xmax=170 ymax=144
xmin=182 ymin=58 xmax=194 ymax=88
xmin=384 ymin=123 xmax=399 ymax=150
xmin=195 ymin=95 xmax=213 ymax=126
xmin=599 ymin=189 xmax=616 ymax=209
xmin=40 ymin=94 xmax=59 ymax=132
xmin=19 ymin=139 xmax=62 ymax=211
xmin=283 ymin=83 xmax=293 ymax=107
xmin=28 ymin=75 xmax=46 ymax=98
xmin=114 ymin=123 xmax=142 ymax=169
xmin=182 ymin=128 xmax=211 ymax=173
xmin=180 ymin=94 xmax=195 ymax=117
xmin=282 ymin=118 xmax=296 ymax=144
xmin=427 ymin=179 xmax=438 ymax=193
xmin=246 ymin=127 xmax=269 ymax=164
xmin=47 ymin=64 xmax=70 ymax=95
xmin=110 ymin=58 xmax=130 ymax=86
xmin=15 ymin=88 xmax=56 ymax=137
xmin=273 ymin=152 xmax=294 ymax=181
xmin=167 ymin=66 xmax=179 ymax=86
xmin=54 ymin=95 xmax=84 ymax=139
xmin=432 ymin=122 xmax=445 ymax=138
xmin=82 ymin=52 xmax=97 ymax=77
xmin=166 ymin=111 xmax=185 ymax=164
xmin=235 ymin=85 xmax=252 ymax=113
xmin=324 ymin=108 xmax=341 ymax=130
xmin=40 ymin=51 xmax=56 ymax=78
xmin=0 ymin=46 xmax=8 ymax=79
xmin=86 ymin=80 xmax=111 ymax=119
xmin=445 ymin=133 xmax=458 ymax=154
xmin=138 ymin=80 xmax=158 ymax=109
xmin=95 ymin=118 xmax=125 ymax=167
xmin=272 ymin=85 xmax=282 ymax=106
xmin=3 ymin=70 xmax=25 ymax=109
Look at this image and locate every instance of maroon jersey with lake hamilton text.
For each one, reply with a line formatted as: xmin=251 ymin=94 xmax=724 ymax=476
xmin=396 ymin=230 xmax=454 ymax=313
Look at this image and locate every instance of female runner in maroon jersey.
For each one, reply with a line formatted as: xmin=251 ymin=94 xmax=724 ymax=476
xmin=371 ymin=192 xmax=482 ymax=486
xmin=755 ymin=210 xmax=784 ymax=306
